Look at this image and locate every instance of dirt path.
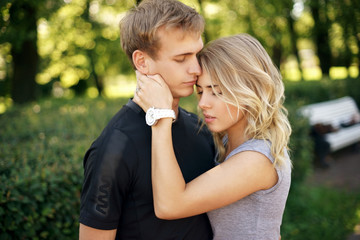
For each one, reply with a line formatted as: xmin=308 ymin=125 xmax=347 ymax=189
xmin=308 ymin=147 xmax=360 ymax=191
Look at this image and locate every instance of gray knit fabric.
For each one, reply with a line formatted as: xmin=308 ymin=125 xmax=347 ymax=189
xmin=207 ymin=139 xmax=291 ymax=240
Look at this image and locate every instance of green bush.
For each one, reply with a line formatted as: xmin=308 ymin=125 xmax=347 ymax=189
xmin=282 ymin=185 xmax=360 ymax=240
xmin=0 ymin=97 xmax=127 ymax=239
xmin=284 ymin=77 xmax=360 ymax=106
xmin=285 ymin=103 xmax=314 ymax=185
xmin=344 ymin=77 xmax=360 ymax=105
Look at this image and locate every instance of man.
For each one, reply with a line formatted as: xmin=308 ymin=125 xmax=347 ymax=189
xmin=79 ymin=0 xmax=215 ymax=239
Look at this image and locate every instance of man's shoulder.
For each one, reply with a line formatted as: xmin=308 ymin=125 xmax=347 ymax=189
xmin=86 ymin=103 xmax=146 ymax=157
xmin=103 ymin=103 xmax=145 ymax=132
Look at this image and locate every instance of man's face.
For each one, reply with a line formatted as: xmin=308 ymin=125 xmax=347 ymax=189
xmin=146 ymin=28 xmax=203 ymax=101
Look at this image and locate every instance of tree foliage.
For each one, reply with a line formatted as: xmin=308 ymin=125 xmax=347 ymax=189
xmin=36 ymin=0 xmax=134 ymax=97
xmin=0 ymin=0 xmax=359 ymax=104
xmin=0 ymin=0 xmax=63 ymax=103
xmin=0 ymin=0 xmax=134 ymax=103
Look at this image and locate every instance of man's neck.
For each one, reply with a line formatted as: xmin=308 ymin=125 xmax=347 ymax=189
xmin=172 ymin=98 xmax=180 ymax=117
xmin=132 ymin=96 xmax=180 ymax=117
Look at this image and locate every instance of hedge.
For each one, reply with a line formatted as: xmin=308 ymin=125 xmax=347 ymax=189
xmin=0 ymin=98 xmax=126 ymax=239
xmin=284 ymin=77 xmax=360 ymax=106
xmin=282 ymin=185 xmax=360 ymax=240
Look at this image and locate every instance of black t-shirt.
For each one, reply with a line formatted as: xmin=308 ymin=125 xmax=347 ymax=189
xmin=80 ymin=99 xmax=215 ymax=239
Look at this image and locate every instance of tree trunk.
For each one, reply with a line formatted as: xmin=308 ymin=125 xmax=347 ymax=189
xmin=88 ymin=49 xmax=103 ymax=95
xmin=83 ymin=0 xmax=103 ymax=96
xmin=310 ymin=0 xmax=332 ymax=78
xmin=10 ymin=2 xmax=38 ymax=104
xmin=355 ymin=25 xmax=360 ymax=76
xmin=350 ymin=0 xmax=360 ymax=76
xmin=272 ymin=42 xmax=282 ymax=70
xmin=287 ymin=14 xmax=303 ymax=80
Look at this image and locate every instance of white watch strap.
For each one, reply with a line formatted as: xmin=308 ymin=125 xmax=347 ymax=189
xmin=154 ymin=109 xmax=176 ymax=120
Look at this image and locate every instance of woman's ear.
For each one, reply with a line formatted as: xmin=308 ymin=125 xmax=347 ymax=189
xmin=133 ymin=50 xmax=150 ymax=74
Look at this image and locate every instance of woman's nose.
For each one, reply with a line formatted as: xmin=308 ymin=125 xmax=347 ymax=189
xmin=198 ymin=94 xmax=210 ymax=110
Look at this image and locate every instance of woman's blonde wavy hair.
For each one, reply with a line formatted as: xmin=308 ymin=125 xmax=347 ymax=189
xmin=198 ymin=34 xmax=292 ymax=167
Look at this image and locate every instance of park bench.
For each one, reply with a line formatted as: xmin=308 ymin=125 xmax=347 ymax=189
xmin=298 ymin=96 xmax=360 ymax=152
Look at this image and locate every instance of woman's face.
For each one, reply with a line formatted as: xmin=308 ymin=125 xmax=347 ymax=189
xmin=196 ymin=70 xmax=246 ymax=134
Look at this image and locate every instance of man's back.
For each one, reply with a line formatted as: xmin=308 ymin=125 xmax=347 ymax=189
xmin=80 ymin=100 xmax=215 ymax=239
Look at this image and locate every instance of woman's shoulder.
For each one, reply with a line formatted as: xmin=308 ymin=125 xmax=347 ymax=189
xmin=226 ymin=139 xmax=273 ymax=163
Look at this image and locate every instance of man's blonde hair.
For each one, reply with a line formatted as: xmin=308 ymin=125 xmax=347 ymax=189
xmin=198 ymin=34 xmax=292 ymax=167
xmin=120 ymin=0 xmax=204 ymax=68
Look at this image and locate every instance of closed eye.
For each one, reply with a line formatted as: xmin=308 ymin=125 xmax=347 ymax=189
xmin=174 ymin=56 xmax=186 ymax=63
xmin=213 ymin=91 xmax=222 ymax=96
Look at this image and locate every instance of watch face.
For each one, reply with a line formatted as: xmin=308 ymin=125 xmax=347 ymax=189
xmin=146 ymin=108 xmax=156 ymax=126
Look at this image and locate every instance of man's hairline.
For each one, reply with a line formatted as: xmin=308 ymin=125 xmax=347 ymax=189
xmin=145 ymin=26 xmax=204 ymax=60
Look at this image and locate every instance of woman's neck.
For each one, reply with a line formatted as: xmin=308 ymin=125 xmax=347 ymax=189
xmin=225 ymin=120 xmax=248 ymax=156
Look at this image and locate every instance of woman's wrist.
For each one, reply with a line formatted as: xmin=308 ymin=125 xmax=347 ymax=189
xmin=155 ymin=103 xmax=173 ymax=110
xmin=152 ymin=118 xmax=173 ymax=129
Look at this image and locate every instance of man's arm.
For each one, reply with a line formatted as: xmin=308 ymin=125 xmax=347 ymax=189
xmin=79 ymin=224 xmax=117 ymax=240
xmin=79 ymin=129 xmax=135 ymax=238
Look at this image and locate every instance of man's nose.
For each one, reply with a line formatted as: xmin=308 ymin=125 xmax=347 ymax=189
xmin=188 ymin=57 xmax=201 ymax=76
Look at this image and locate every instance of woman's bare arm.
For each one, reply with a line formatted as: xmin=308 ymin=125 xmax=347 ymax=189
xmin=150 ymin=119 xmax=277 ymax=219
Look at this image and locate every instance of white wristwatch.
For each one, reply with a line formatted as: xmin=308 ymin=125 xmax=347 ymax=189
xmin=145 ymin=107 xmax=176 ymax=126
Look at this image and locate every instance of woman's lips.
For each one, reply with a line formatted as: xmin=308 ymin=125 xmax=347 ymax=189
xmin=203 ymin=114 xmax=216 ymax=123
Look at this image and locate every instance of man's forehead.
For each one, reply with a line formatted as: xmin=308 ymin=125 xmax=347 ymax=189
xmin=156 ymin=27 xmax=203 ymax=55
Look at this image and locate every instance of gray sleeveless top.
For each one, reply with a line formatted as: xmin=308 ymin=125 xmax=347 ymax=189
xmin=207 ymin=139 xmax=291 ymax=240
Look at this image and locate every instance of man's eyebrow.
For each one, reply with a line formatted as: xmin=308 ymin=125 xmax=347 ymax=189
xmin=174 ymin=52 xmax=194 ymax=57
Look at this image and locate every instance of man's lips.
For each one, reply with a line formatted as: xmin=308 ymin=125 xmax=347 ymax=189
xmin=183 ymin=80 xmax=197 ymax=86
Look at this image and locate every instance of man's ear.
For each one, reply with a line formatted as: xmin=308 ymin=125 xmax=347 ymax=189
xmin=133 ymin=50 xmax=150 ymax=74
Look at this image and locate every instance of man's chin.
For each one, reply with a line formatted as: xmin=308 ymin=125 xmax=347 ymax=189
xmin=173 ymin=88 xmax=194 ymax=98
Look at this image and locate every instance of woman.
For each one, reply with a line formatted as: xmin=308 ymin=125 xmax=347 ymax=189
xmin=135 ymin=34 xmax=292 ymax=239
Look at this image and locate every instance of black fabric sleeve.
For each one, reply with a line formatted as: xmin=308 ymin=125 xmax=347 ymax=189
xmin=79 ymin=129 xmax=136 ymax=230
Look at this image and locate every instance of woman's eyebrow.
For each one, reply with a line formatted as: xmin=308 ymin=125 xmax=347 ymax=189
xmin=195 ymin=84 xmax=219 ymax=88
